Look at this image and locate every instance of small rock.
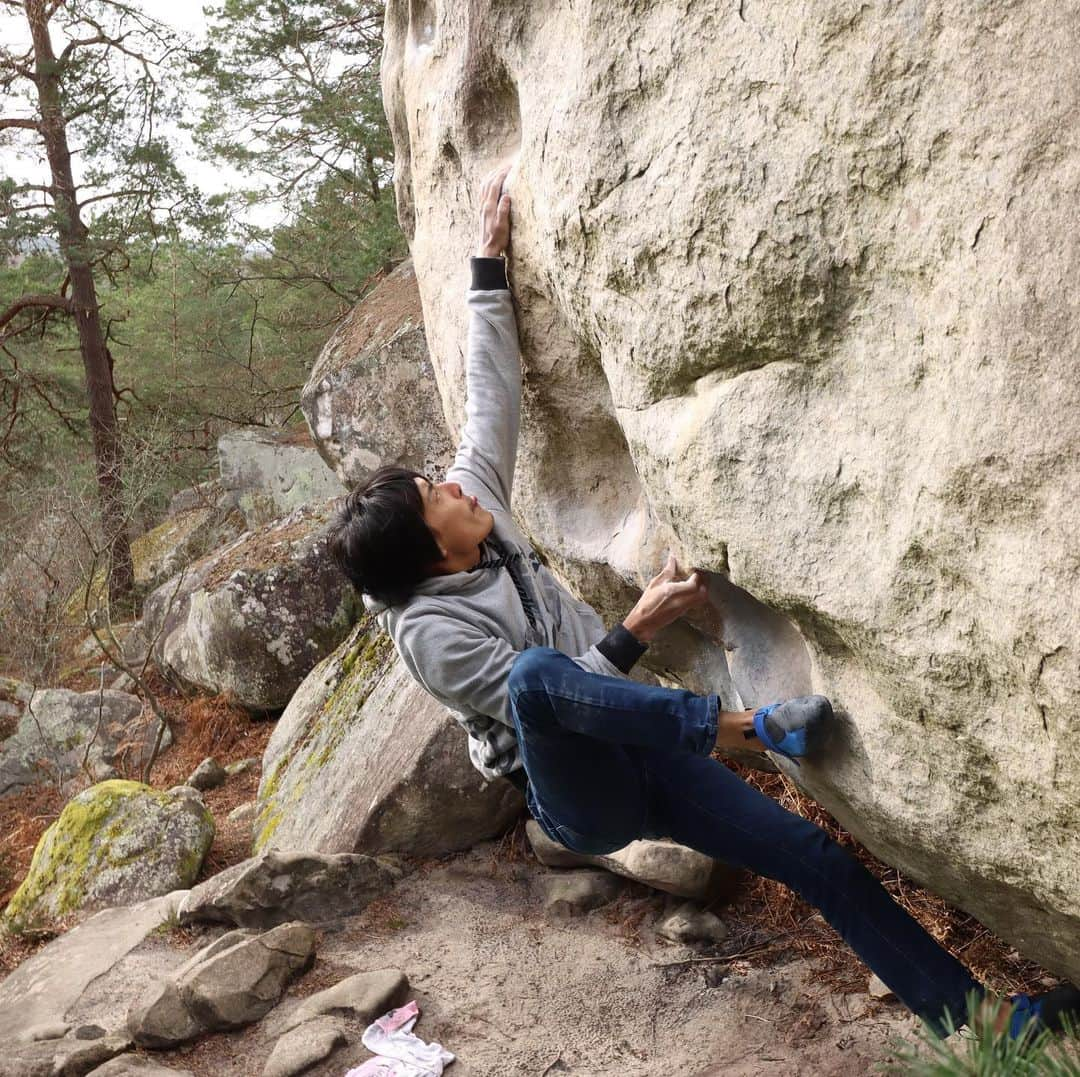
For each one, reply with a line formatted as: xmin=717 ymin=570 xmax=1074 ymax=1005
xmin=186 ymin=757 xmax=227 ymax=792
xmin=539 ymin=870 xmax=626 ymax=917
xmin=656 ymin=901 xmax=728 ymax=946
xmin=74 ymin=1024 xmax=107 ymax=1040
xmin=525 ymin=820 xmax=740 ymax=901
xmin=108 ymin=673 xmax=137 ymax=693
xmin=17 ymin=1021 xmax=69 ymax=1042
xmin=869 ymin=974 xmax=897 ymax=1000
xmin=226 ymin=802 xmax=256 ymax=826
xmin=276 ymin=968 xmax=409 ymax=1036
xmin=54 ymin=1031 xmax=132 ymax=1075
xmin=127 ymin=979 xmax=203 ymax=1049
xmin=128 ymin=924 xmax=309 ymax=1048
xmin=86 ymin=1055 xmax=195 ymax=1075
xmin=262 ymin=1016 xmax=347 ymax=1077
xmin=224 ymin=757 xmax=259 ymax=777
xmin=179 ymin=922 xmax=317 ymax=1031
xmin=178 ymin=849 xmax=402 ymax=929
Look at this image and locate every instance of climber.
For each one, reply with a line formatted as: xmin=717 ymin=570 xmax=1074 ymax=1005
xmin=327 ymin=164 xmax=1079 ymax=1044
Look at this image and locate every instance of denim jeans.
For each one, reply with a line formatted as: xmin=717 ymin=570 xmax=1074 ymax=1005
xmin=507 ymin=646 xmax=985 ymax=1038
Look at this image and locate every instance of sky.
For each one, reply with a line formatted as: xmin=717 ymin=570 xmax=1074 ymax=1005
xmin=0 ymin=2 xmax=279 ymax=229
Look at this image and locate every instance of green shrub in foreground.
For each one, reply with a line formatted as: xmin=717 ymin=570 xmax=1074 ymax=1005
xmin=881 ymin=989 xmax=1080 ymax=1076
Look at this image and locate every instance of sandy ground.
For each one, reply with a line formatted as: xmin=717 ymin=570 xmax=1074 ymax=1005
xmin=63 ymin=839 xmax=928 ymax=1077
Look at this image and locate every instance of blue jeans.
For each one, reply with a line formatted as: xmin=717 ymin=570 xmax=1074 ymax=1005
xmin=507 ymin=647 xmax=985 ymax=1038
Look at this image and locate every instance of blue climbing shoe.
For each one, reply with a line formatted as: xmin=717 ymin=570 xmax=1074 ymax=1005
xmin=752 ymin=695 xmax=833 ymax=765
xmin=1008 ymin=983 xmax=1080 ymax=1041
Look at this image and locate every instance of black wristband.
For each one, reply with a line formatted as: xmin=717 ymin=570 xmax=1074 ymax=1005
xmin=470 ymin=256 xmax=508 ymax=291
xmin=596 ymin=623 xmax=649 ymax=674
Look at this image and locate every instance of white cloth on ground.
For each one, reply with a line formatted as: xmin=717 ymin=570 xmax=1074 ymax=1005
xmin=344 ymin=999 xmax=454 ymax=1077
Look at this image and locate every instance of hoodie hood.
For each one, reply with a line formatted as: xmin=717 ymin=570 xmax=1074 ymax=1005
xmin=361 ymin=561 xmax=494 ymax=618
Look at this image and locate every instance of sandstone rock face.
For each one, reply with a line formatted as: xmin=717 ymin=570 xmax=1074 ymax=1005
xmin=218 ymin=427 xmax=346 ymax=529
xmin=141 ymin=502 xmax=359 ymax=712
xmin=1 ymin=781 xmax=212 ymax=930
xmin=382 ymin=1 xmax=1080 ymax=979
xmin=0 ymin=891 xmax=187 ymax=1041
xmin=301 ymin=259 xmax=454 ymax=486
xmin=0 ymin=688 xmax=168 ymax=798
xmin=256 ymin=618 xmax=522 ymax=856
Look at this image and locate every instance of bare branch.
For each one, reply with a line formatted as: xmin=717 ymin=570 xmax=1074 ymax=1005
xmin=0 ymin=294 xmax=73 ymax=334
xmin=77 ymin=187 xmax=151 ymax=210
xmin=0 ymin=116 xmax=40 ymax=132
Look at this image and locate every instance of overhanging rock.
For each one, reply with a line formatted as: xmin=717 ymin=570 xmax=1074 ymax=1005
xmin=381 ymin=0 xmax=1080 ymax=978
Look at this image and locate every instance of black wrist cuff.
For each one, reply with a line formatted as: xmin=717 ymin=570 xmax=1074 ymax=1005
xmin=470 ymin=256 xmax=509 ymax=291
xmin=596 ymin=623 xmax=649 ymax=674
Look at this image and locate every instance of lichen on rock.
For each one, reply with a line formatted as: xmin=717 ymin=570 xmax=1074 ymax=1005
xmin=140 ymin=501 xmax=359 ymax=712
xmin=254 ymin=615 xmax=521 ymax=857
xmin=1 ymin=779 xmax=214 ymax=932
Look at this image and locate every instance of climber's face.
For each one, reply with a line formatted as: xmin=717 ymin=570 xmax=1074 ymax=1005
xmin=414 ymin=477 xmax=494 ymax=574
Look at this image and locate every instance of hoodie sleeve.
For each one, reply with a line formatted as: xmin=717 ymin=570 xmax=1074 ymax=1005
xmin=445 ymin=257 xmax=520 ymax=512
xmin=395 ymin=613 xmax=630 ymax=730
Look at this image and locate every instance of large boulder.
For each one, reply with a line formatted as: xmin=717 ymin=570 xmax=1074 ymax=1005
xmin=62 ymin=504 xmax=247 ymax=629
xmin=381 ymin=1 xmax=1080 ymax=978
xmin=300 ymin=259 xmax=454 ymax=486
xmin=0 ymin=689 xmax=168 ymax=798
xmin=1 ymin=781 xmax=213 ymax=931
xmin=140 ymin=502 xmax=359 ymax=712
xmin=254 ymin=617 xmax=523 ymax=856
xmin=217 ymin=427 xmax=347 ymax=529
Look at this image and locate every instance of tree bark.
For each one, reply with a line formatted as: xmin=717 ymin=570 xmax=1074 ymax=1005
xmin=25 ymin=0 xmax=134 ymax=607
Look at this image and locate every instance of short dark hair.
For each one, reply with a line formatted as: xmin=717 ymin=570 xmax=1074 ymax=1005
xmin=327 ymin=466 xmax=442 ymax=608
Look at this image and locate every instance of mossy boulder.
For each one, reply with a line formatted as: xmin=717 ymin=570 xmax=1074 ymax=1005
xmin=255 ymin=616 xmax=522 ymax=858
xmin=1 ymin=779 xmax=214 ymax=932
xmin=140 ymin=501 xmax=360 ymax=712
xmin=63 ymin=504 xmax=247 ymax=627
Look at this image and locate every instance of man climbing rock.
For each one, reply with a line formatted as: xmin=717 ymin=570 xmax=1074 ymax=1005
xmin=328 ymin=164 xmax=1079 ymax=1045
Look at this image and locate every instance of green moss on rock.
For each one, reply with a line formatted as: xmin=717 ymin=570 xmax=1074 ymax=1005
xmin=1 ymin=779 xmax=213 ymax=933
xmin=253 ymin=620 xmax=392 ymax=853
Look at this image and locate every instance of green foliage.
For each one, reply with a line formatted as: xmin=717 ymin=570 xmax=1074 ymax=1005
xmin=881 ymin=991 xmax=1080 ymax=1076
xmin=1 ymin=1 xmax=205 ymax=258
xmin=1 ymin=0 xmax=408 ymax=670
xmin=188 ymin=0 xmax=405 ymax=287
xmin=191 ymin=1 xmax=391 ymax=205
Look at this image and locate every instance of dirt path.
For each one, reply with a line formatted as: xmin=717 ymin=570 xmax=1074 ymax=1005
xmin=114 ymin=840 xmax=926 ymax=1077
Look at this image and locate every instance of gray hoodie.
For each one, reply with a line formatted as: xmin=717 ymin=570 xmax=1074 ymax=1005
xmin=363 ymin=258 xmax=646 ymax=783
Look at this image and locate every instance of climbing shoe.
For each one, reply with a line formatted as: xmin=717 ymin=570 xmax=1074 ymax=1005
xmin=1007 ymin=983 xmax=1080 ymax=1041
xmin=749 ymin=695 xmax=833 ymax=765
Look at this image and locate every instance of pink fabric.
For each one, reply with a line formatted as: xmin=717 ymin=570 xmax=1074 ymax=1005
xmin=343 ymin=999 xmax=454 ymax=1077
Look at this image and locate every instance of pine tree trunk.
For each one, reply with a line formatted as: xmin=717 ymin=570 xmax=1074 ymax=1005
xmin=25 ymin=0 xmax=135 ymax=608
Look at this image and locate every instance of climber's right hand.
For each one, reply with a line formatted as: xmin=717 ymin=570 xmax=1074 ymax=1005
xmin=622 ymin=553 xmax=710 ymax=644
xmin=476 ymin=164 xmax=512 ymax=258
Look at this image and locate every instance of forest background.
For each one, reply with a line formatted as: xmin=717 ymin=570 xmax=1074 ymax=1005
xmin=0 ymin=0 xmax=403 ymax=681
